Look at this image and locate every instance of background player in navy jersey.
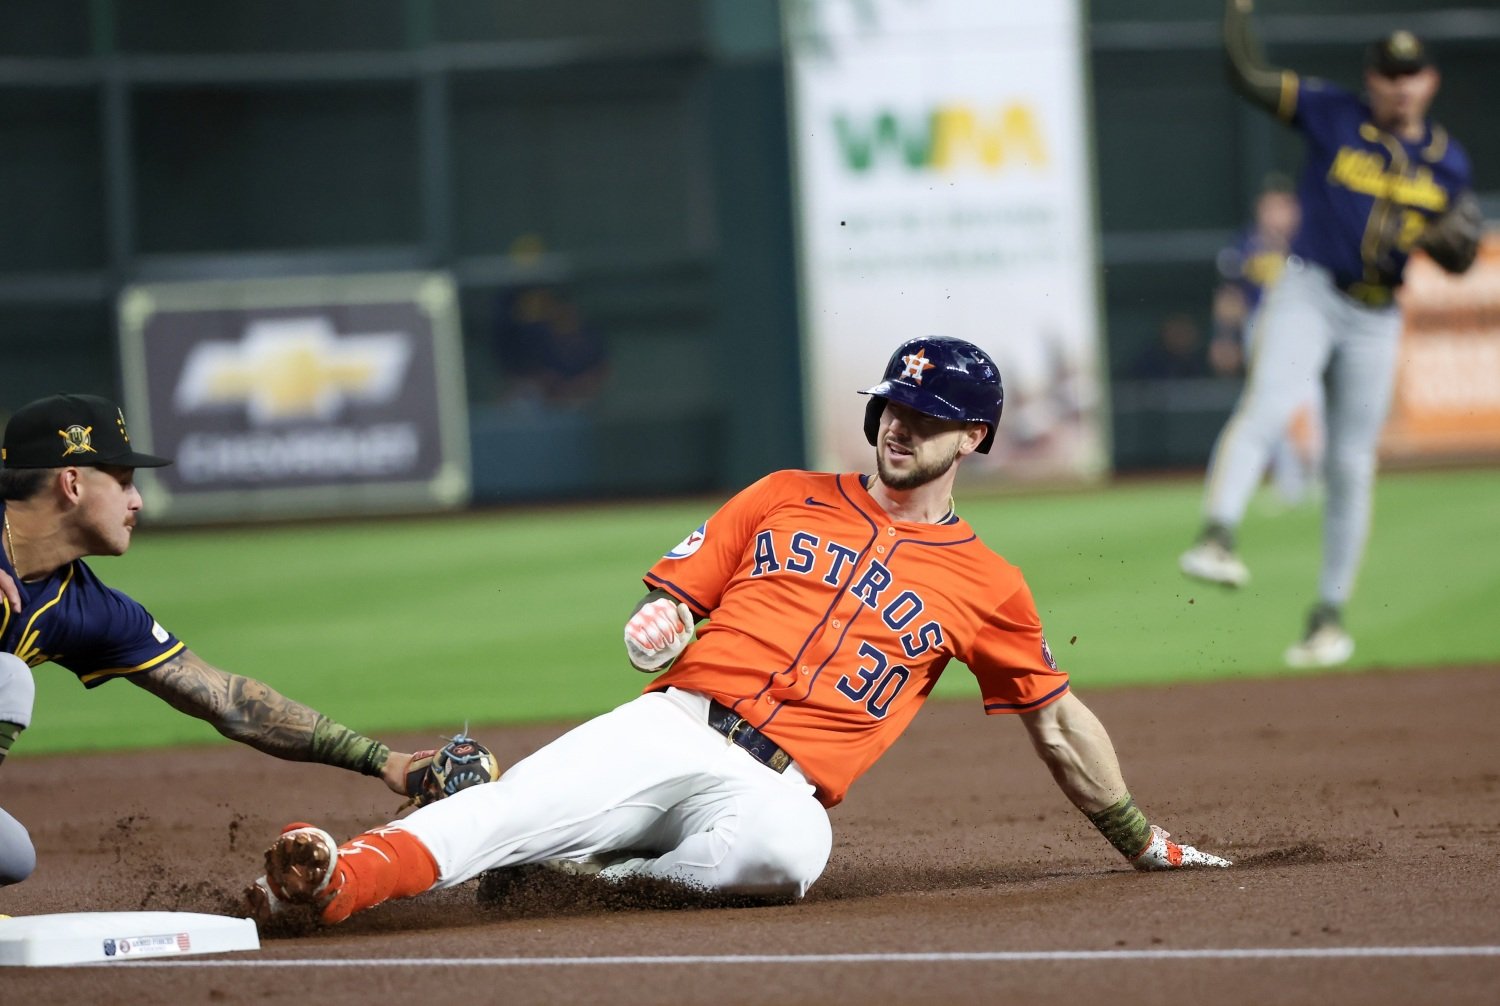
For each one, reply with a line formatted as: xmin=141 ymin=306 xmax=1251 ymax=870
xmin=1210 ymin=177 xmax=1322 ymax=509
xmin=0 ymin=393 xmax=425 ymax=888
xmin=1181 ymin=0 xmax=1483 ymax=667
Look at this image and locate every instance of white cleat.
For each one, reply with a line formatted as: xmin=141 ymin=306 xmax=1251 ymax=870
xmin=1284 ymin=624 xmax=1355 ymax=668
xmin=1178 ymin=540 xmax=1250 ymax=588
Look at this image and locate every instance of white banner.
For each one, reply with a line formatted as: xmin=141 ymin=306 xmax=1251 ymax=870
xmin=785 ymin=0 xmax=1108 ymax=481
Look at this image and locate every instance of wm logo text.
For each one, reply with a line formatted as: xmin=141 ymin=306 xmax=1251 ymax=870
xmin=833 ymin=104 xmax=1049 ymax=173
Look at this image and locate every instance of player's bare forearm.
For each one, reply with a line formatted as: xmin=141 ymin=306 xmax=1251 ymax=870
xmin=1018 ymin=691 xmax=1128 ymax=814
xmin=132 ymin=648 xmax=396 ymax=784
xmin=1019 ymin=692 xmax=1230 ymax=867
xmin=133 ymin=649 xmax=320 ymax=752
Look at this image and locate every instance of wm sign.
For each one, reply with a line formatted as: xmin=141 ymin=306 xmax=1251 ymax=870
xmin=833 ymin=104 xmax=1049 ymax=173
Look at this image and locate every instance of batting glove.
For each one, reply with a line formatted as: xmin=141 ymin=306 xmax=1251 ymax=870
xmin=1130 ymin=825 xmax=1231 ymax=870
xmin=624 ymin=598 xmax=696 ymax=672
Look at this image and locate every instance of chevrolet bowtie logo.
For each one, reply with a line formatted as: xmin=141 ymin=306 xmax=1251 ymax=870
xmin=174 ymin=317 xmax=411 ymax=422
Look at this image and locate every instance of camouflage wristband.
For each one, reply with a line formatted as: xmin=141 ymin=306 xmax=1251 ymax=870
xmin=310 ymin=716 xmax=390 ymax=778
xmin=1086 ymin=792 xmax=1153 ymax=859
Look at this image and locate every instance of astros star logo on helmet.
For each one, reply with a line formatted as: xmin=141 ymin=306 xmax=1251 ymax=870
xmin=901 ymin=350 xmax=936 ymax=382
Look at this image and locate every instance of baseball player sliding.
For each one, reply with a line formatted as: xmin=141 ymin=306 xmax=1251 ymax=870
xmin=245 ymin=336 xmax=1228 ymax=927
xmin=1181 ymin=0 xmax=1482 ymax=667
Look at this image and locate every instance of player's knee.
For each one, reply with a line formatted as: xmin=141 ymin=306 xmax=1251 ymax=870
xmin=723 ymin=807 xmax=831 ymax=898
xmin=0 ymin=651 xmax=36 ymax=729
xmin=722 ymin=840 xmax=822 ymax=898
xmin=0 ymin=813 xmax=37 ymax=886
xmin=0 ymin=844 xmax=37 ymax=886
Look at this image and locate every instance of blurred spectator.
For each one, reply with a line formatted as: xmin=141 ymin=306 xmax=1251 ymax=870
xmin=493 ymin=237 xmax=610 ymax=410
xmin=1210 ymin=178 xmax=1301 ymax=375
xmin=1130 ymin=312 xmax=1209 ymax=380
xmin=1210 ymin=178 xmax=1321 ymax=508
xmin=1208 ymin=284 xmax=1248 ymax=377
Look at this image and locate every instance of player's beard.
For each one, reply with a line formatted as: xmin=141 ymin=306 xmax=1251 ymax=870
xmin=876 ymin=436 xmax=962 ymax=491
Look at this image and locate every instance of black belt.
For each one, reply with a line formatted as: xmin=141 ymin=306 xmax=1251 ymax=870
xmin=707 ymin=700 xmax=792 ymax=774
xmin=1336 ymin=278 xmax=1395 ymax=308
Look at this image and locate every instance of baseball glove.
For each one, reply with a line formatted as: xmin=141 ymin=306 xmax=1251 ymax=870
xmin=1417 ymin=191 xmax=1483 ymax=275
xmin=401 ymin=733 xmax=502 ymax=809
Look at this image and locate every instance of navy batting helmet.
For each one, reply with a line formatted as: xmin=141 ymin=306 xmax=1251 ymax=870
xmin=859 ymin=336 xmax=1004 ymax=454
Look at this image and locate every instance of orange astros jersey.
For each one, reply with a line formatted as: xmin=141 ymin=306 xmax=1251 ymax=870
xmin=645 ymin=470 xmax=1069 ymax=807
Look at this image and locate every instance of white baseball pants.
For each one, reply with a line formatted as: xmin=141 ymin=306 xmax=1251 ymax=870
xmin=395 ymin=688 xmax=833 ymax=898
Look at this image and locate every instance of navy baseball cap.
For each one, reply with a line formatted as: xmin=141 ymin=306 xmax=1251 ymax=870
xmin=1365 ymin=30 xmax=1432 ymax=76
xmin=1 ymin=394 xmax=172 ymax=470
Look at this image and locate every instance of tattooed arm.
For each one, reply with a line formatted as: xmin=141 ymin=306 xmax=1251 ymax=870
xmin=130 ymin=648 xmax=414 ymax=795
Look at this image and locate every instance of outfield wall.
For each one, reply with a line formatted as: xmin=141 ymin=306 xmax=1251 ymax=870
xmin=2 ymin=2 xmax=1497 ymax=508
xmin=1384 ymin=235 xmax=1500 ymax=463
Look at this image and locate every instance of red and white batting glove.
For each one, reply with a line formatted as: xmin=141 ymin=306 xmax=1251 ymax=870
xmin=624 ymin=598 xmax=696 ymax=672
xmin=1130 ymin=825 xmax=1231 ymax=870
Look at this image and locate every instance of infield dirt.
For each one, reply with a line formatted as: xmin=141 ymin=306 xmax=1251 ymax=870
xmin=3 ymin=666 xmax=1498 ymax=1004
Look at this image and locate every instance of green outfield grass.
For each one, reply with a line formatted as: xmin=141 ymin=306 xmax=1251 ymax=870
xmin=15 ymin=467 xmax=1500 ymax=756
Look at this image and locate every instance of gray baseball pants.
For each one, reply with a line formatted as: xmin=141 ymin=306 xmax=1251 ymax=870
xmin=1201 ymin=257 xmax=1403 ymax=606
xmin=0 ymin=808 xmax=35 ymax=886
xmin=1 ymin=652 xmax=36 ymax=886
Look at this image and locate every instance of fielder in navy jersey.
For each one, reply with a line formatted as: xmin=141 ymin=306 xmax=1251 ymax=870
xmin=1181 ymin=0 xmax=1483 ymax=667
xmin=0 ymin=393 xmax=425 ymax=889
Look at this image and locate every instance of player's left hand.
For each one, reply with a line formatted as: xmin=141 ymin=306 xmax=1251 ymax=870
xmin=382 ymin=750 xmax=417 ymax=795
xmin=1130 ymin=824 xmax=1231 ymax=870
xmin=624 ymin=598 xmax=696 ymax=672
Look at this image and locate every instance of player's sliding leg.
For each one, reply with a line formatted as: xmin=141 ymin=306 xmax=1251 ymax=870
xmin=248 ymin=822 xmax=439 ymax=925
xmin=588 ymin=756 xmax=831 ymax=898
xmin=247 ymin=688 xmax=824 ymax=924
xmin=250 ymin=753 xmax=828 ymax=923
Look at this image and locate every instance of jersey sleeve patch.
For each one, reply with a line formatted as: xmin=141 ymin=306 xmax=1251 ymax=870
xmin=665 ymin=522 xmax=707 ymax=559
